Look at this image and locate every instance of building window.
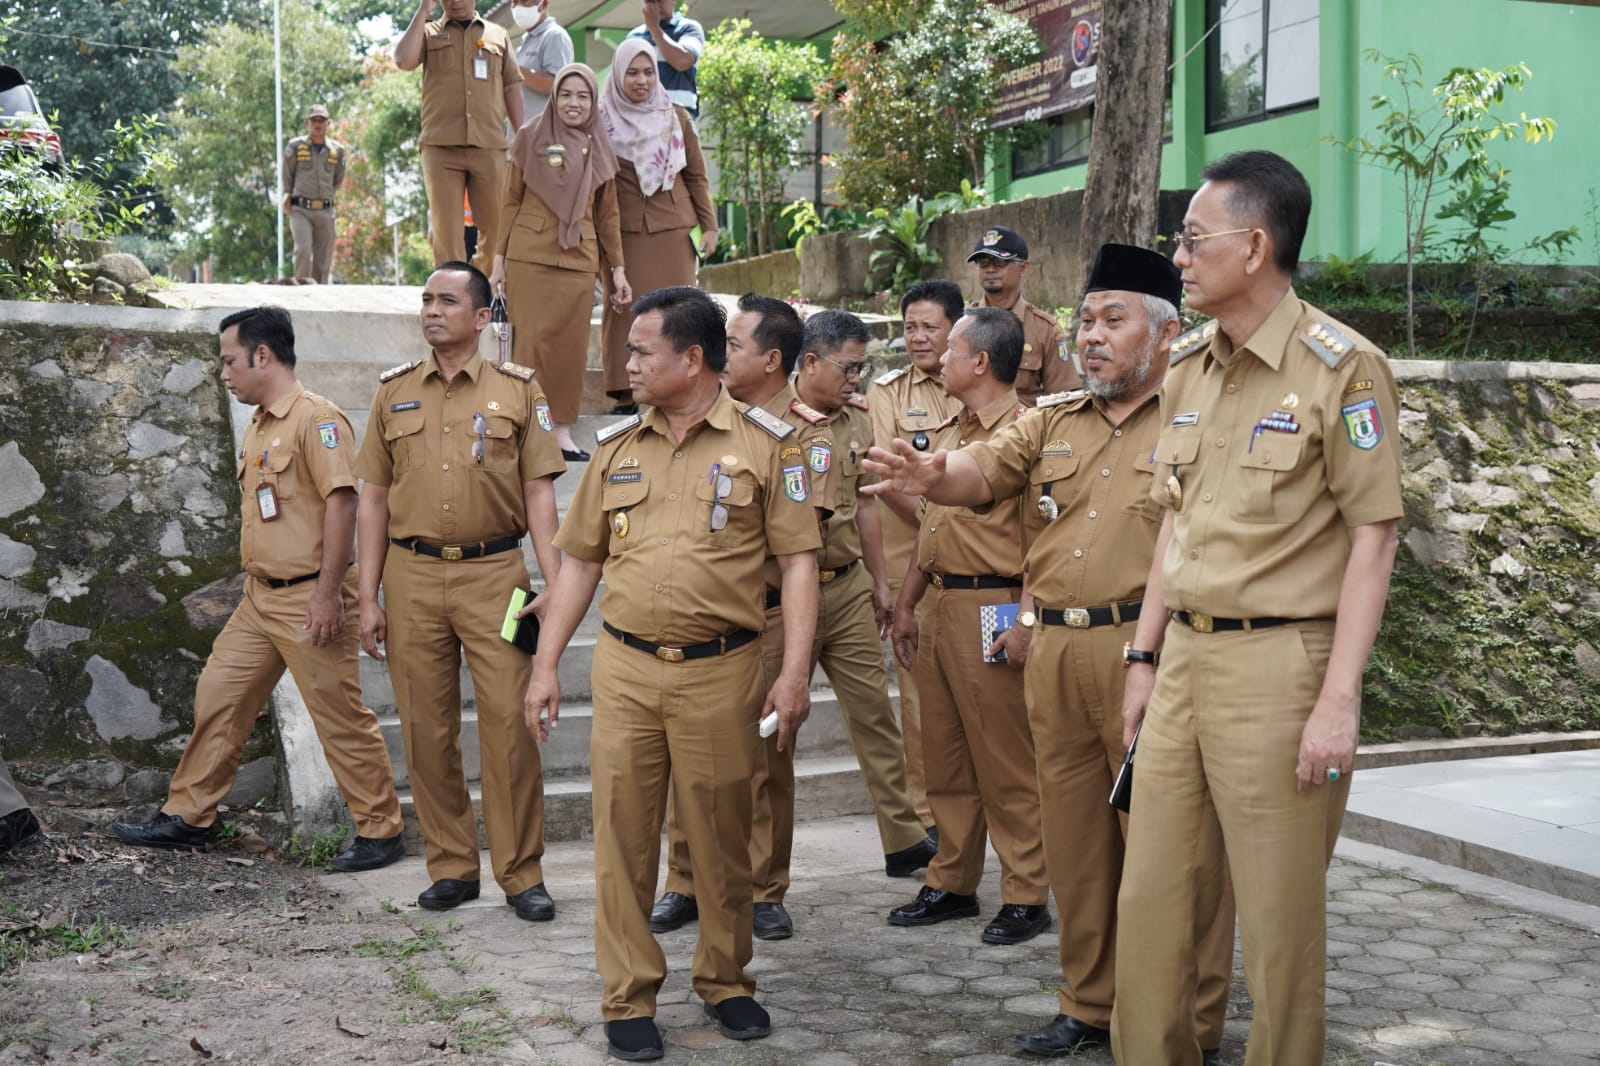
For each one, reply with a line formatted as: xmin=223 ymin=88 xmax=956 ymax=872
xmin=1206 ymin=0 xmax=1318 ymax=129
xmin=1011 ymin=107 xmax=1095 ymax=179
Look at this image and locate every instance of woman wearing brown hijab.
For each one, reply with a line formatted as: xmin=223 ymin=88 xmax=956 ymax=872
xmin=491 ymin=63 xmax=631 ymax=461
xmin=597 ymin=38 xmax=717 ymax=415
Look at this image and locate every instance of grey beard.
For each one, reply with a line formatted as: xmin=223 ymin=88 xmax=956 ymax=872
xmin=1082 ymin=347 xmax=1155 ymax=400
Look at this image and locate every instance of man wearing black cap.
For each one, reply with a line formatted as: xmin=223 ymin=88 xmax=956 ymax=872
xmin=866 ymin=243 xmax=1234 ymax=1061
xmin=966 ymin=227 xmax=1080 ymax=407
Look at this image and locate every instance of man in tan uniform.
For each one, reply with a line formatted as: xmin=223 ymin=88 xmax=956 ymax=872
xmin=653 ymin=292 xmax=832 ymax=943
xmin=114 ymin=307 xmax=403 ymax=872
xmin=967 ymin=226 xmax=1080 ymax=406
xmin=868 ymin=280 xmax=962 ymax=829
xmin=356 ymin=262 xmax=564 ymax=919
xmin=395 ymin=0 xmax=525 ymax=270
xmin=1114 ymin=152 xmax=1404 ymax=1066
xmin=281 ymin=104 xmax=346 ymax=283
xmin=524 ymin=286 xmax=821 ymax=1061
xmin=793 ymin=310 xmax=936 ymax=876
xmin=884 ymin=307 xmax=1051 ymax=946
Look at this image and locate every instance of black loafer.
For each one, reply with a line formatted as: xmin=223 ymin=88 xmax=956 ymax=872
xmin=649 ymin=891 xmax=698 ymax=933
xmin=330 ymin=834 xmax=405 ymax=872
xmin=884 ymin=832 xmax=938 ymax=877
xmin=1203 ymin=1050 xmax=1221 ymax=1065
xmin=418 ymin=878 xmax=480 ymax=910
xmin=112 ymin=811 xmax=215 ymax=853
xmin=982 ymin=902 xmax=1052 ymax=945
xmin=1013 ymin=1013 xmax=1111 ymax=1056
xmin=604 ymin=1017 xmax=663 ymax=1061
xmin=887 ymin=885 xmax=981 ymax=926
xmin=703 ymin=996 xmax=770 ymax=1040
xmin=753 ymin=901 xmax=793 ymax=941
xmin=507 ymin=881 xmax=555 ymax=921
xmin=0 ymin=807 xmax=42 ymax=857
xmin=562 ymin=447 xmax=591 ymax=462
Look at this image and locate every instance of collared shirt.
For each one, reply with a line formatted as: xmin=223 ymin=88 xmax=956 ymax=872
xmin=626 ymin=15 xmax=704 ymax=114
xmin=1153 ymin=289 xmax=1404 ymax=618
xmin=760 ymin=381 xmax=836 ymax=591
xmin=556 ymin=386 xmax=821 ymax=643
xmin=419 ymin=16 xmax=521 ymax=149
xmin=239 ymin=384 xmax=357 ymax=581
xmin=869 ymin=364 xmax=960 ymax=579
xmin=972 ymin=294 xmax=1080 ymax=406
xmin=514 ymin=15 xmax=573 ymax=118
xmin=282 ymin=137 xmax=345 ymax=202
xmin=970 ymin=391 xmax=1163 ymax=609
xmin=815 ymin=396 xmax=878 ymax=570
xmin=355 ymin=353 xmax=565 ymax=543
xmin=917 ymin=390 xmax=1027 ymax=579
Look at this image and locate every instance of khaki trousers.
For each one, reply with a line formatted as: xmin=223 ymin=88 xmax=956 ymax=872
xmin=165 ymin=571 xmax=400 ymax=838
xmin=591 ymin=633 xmax=763 ymax=1019
xmin=917 ymin=585 xmax=1046 ymax=902
xmin=886 ymin=572 xmax=931 ymax=825
xmin=1114 ymin=620 xmax=1345 ymax=1066
xmin=421 ymin=145 xmax=505 ymax=273
xmin=382 ymin=548 xmax=545 ymax=894
xmin=289 ymin=207 xmax=336 ymax=283
xmin=816 ymin=563 xmax=925 ymax=853
xmin=1027 ymin=621 xmax=1233 ymax=1039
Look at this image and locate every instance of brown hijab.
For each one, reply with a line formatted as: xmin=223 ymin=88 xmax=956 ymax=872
xmin=509 ymin=63 xmax=618 ymax=250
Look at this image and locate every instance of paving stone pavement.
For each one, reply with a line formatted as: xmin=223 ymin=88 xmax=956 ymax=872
xmin=329 ymin=816 xmax=1600 ymax=1065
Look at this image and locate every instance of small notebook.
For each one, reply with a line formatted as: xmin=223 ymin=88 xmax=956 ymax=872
xmin=979 ymin=602 xmax=1019 ymax=663
xmin=501 ymin=588 xmax=540 ymax=655
xmin=1110 ymin=721 xmax=1141 ymax=813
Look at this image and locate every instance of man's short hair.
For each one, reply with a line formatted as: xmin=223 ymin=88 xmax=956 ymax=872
xmin=736 ymin=292 xmax=804 ymax=375
xmin=219 ymin=306 xmax=296 ymax=368
xmin=1199 ymin=150 xmax=1312 ymax=275
xmin=802 ymin=309 xmax=871 ymax=361
xmin=899 ymin=279 xmax=964 ymax=326
xmin=634 ymin=286 xmax=728 ymax=371
xmin=959 ymin=307 xmax=1023 ymax=385
xmin=433 ymin=260 xmax=493 ymax=311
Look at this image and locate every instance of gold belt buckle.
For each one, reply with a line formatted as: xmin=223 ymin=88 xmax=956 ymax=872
xmin=819 ymin=567 xmax=837 ymax=584
xmin=1062 ymin=608 xmax=1090 ymax=628
xmin=655 ymin=646 xmax=685 ymax=662
xmin=441 ymin=546 xmax=464 ymax=561
xmin=930 ymin=573 xmax=945 ymax=589
xmin=1187 ymin=611 xmax=1215 ymax=633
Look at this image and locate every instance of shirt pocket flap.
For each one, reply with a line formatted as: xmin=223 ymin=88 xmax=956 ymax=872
xmin=1155 ymin=433 xmax=1201 ymax=467
xmin=696 ymin=476 xmax=756 ymax=507
xmin=602 ymin=476 xmax=650 ymax=511
xmin=1029 ymin=453 xmax=1080 ymax=485
xmin=896 ymin=411 xmax=937 ymax=433
xmin=1019 ymin=343 xmax=1043 ymax=371
xmin=1238 ymin=439 xmax=1302 ymax=472
xmin=484 ymin=415 xmax=518 ymax=441
xmin=265 ymin=451 xmax=294 ymax=475
xmin=384 ymin=410 xmax=425 ymax=442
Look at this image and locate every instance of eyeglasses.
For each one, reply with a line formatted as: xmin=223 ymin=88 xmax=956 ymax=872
xmin=821 ymin=355 xmax=867 ymax=379
xmin=472 ymin=411 xmax=488 ymax=464
xmin=709 ymin=467 xmax=732 ymax=531
xmin=1169 ymin=228 xmax=1254 ymax=254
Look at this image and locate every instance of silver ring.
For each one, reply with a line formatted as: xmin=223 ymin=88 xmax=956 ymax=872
xmin=1327 ymin=768 xmax=1341 ymax=782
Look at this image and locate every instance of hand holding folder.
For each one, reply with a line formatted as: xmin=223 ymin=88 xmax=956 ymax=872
xmin=501 ymin=588 xmax=541 ymax=655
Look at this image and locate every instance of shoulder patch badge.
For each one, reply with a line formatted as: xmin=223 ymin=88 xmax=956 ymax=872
xmin=873 ymin=366 xmax=907 ymax=387
xmin=535 ymin=403 xmax=553 ymax=432
xmin=846 ymin=393 xmax=871 ymax=412
xmin=595 ymin=413 xmax=642 ymax=444
xmin=1301 ymin=322 xmax=1356 ymax=369
xmin=495 ymin=361 xmax=535 ymax=381
xmin=1341 ymin=397 xmax=1384 ymax=450
xmin=782 ymin=465 xmax=810 ymax=502
xmin=743 ymin=404 xmax=797 ymax=440
xmin=1168 ymin=321 xmax=1217 ymax=366
xmin=317 ymin=421 xmax=340 ymax=448
xmin=789 ymin=399 xmax=828 ymax=425
xmin=808 ymin=442 xmax=831 ymax=473
xmin=379 ymin=360 xmax=419 ymax=382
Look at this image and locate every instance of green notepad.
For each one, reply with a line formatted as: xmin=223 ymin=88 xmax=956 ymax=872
xmin=501 ymin=588 xmax=539 ymax=654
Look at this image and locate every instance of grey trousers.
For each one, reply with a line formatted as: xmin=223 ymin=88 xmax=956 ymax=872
xmin=0 ymin=755 xmax=26 ymax=818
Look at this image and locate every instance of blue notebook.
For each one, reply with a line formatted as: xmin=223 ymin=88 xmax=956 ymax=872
xmin=979 ymin=602 xmax=1019 ymax=663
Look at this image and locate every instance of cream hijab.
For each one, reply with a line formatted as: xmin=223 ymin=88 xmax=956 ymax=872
xmin=598 ymin=38 xmax=688 ymax=197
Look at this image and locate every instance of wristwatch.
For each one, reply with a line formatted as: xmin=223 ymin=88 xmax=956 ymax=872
xmin=1016 ymin=611 xmax=1037 ymax=629
xmin=1122 ymin=642 xmax=1158 ymax=668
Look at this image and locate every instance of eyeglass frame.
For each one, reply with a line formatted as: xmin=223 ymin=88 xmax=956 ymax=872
xmin=471 ymin=411 xmax=488 ymax=464
xmin=709 ymin=470 xmax=733 ymax=531
xmin=1169 ymin=227 xmax=1255 ymax=255
xmin=819 ymin=354 xmax=867 ymax=379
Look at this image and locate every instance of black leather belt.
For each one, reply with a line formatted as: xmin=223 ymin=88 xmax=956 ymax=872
xmin=260 ymin=571 xmax=320 ymax=589
xmin=928 ymin=574 xmax=1023 ymax=591
xmin=819 ymin=560 xmax=857 ymax=584
xmin=1040 ymin=601 xmax=1142 ymax=628
xmin=765 ymin=588 xmax=782 ymax=610
xmin=1173 ymin=611 xmax=1318 ymax=633
xmin=390 ymin=535 xmax=521 ymax=561
xmin=291 ymin=196 xmax=334 ymax=209
xmin=602 ymin=622 xmax=758 ymax=663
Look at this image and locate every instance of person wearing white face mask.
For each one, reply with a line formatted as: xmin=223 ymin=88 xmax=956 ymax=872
xmin=510 ymin=0 xmax=574 ymax=120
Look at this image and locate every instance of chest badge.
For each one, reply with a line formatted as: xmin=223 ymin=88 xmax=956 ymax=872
xmin=487 ymin=401 xmax=501 ymax=412
xmin=547 ymin=144 xmax=566 ymax=168
xmin=912 ymin=430 xmax=929 ymax=451
xmin=611 ymin=510 xmax=629 ymax=538
xmin=1036 ymin=495 xmax=1059 ymax=522
xmin=1165 ymin=474 xmax=1184 ymax=513
xmin=1281 ymin=392 xmax=1300 ymax=410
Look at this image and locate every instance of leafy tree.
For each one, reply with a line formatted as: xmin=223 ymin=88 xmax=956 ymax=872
xmin=332 ymin=53 xmax=431 ymax=283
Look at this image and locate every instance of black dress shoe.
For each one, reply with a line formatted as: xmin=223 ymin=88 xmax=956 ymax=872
xmin=330 ymin=834 xmax=405 ymax=872
xmin=884 ymin=832 xmax=938 ymax=877
xmin=982 ymin=902 xmax=1052 ymax=945
xmin=604 ymin=1017 xmax=663 ymax=1061
xmin=609 ymin=402 xmax=639 ymax=415
xmin=417 ymin=878 xmax=480 ymax=910
xmin=1013 ymin=1013 xmax=1111 ymax=1056
xmin=506 ymin=882 xmax=555 ymax=921
xmin=112 ymin=811 xmax=215 ymax=853
xmin=703 ymin=996 xmax=770 ymax=1040
xmin=1203 ymin=1050 xmax=1221 ymax=1066
xmin=562 ymin=447 xmax=591 ymax=462
xmin=887 ymin=885 xmax=981 ymax=926
xmin=0 ymin=807 xmax=41 ymax=857
xmin=753 ymin=901 xmax=792 ymax=941
xmin=649 ymin=891 xmax=697 ymax=933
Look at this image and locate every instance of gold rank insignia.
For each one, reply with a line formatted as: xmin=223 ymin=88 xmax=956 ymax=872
xmin=789 ymin=400 xmax=828 ymax=425
xmin=1168 ymin=321 xmax=1217 ymax=365
xmin=873 ymin=367 xmax=907 ymax=387
xmin=595 ymin=413 xmax=642 ymax=444
xmin=1301 ymin=321 xmax=1356 ymax=368
xmin=846 ymin=394 xmax=871 ymax=411
xmin=495 ymin=362 xmax=534 ymax=381
xmin=1036 ymin=389 xmax=1087 ymax=408
xmin=379 ymin=360 xmax=419 ymax=382
xmin=742 ymin=404 xmax=796 ymax=440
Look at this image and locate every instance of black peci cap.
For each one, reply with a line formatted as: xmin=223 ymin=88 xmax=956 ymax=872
xmin=1083 ymin=243 xmax=1181 ymax=310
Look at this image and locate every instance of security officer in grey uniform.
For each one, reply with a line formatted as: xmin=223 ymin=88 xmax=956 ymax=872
xmin=282 ymin=104 xmax=346 ymax=284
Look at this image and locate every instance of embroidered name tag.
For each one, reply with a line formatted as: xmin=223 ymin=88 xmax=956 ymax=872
xmin=390 ymin=401 xmax=421 ymax=412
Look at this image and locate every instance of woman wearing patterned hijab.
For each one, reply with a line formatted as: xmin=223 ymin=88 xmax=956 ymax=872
xmin=596 ymin=38 xmax=717 ymax=415
xmin=491 ymin=63 xmax=630 ymax=461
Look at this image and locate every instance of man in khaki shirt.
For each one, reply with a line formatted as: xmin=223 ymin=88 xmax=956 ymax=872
xmin=356 ymin=262 xmax=565 ymax=920
xmin=524 ymin=286 xmax=820 ymax=1060
xmin=114 ymin=307 xmax=403 ymax=872
xmin=281 ymin=104 xmax=346 ymax=284
xmin=1115 ymin=152 xmax=1405 ymax=1065
xmin=967 ymin=226 xmax=1080 ymax=406
xmin=395 ymin=0 xmax=525 ymax=270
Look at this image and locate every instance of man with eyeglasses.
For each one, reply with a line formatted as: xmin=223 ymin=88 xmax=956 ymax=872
xmin=355 ymin=261 xmax=565 ymax=921
xmin=967 ymin=227 xmax=1080 ymax=407
xmin=1114 ymin=151 xmax=1403 ymax=1064
xmin=792 ymin=310 xmax=938 ymax=879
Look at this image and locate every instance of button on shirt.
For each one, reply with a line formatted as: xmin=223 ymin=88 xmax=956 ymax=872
xmin=239 ymin=385 xmax=357 ymax=581
xmin=817 ymin=400 xmax=879 ymax=570
xmin=419 ymin=16 xmax=521 ymax=149
xmin=918 ymin=391 xmax=1027 ymax=580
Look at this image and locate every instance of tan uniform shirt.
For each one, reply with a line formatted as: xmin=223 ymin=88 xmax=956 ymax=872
xmin=239 ymin=384 xmax=357 ymax=581
xmin=613 ymin=107 xmax=716 ymax=235
xmin=917 ymin=390 xmax=1027 ymax=579
xmin=496 ymin=164 xmax=625 ymax=273
xmin=972 ymin=295 xmax=1080 ymax=406
xmin=760 ymin=382 xmax=835 ymax=590
xmin=555 ymin=386 xmax=822 ymax=643
xmin=1153 ymin=290 xmax=1404 ymax=618
xmin=282 ymin=137 xmax=345 ymax=203
xmin=971 ymin=391 xmax=1163 ymax=609
xmin=355 ymin=354 xmax=565 ymax=543
xmin=816 ymin=395 xmax=878 ymax=570
xmin=869 ymin=364 xmax=959 ymax=578
xmin=418 ymin=16 xmax=521 ymax=149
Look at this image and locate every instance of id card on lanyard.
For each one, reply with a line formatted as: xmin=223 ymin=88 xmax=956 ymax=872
xmin=473 ymin=49 xmax=489 ymax=80
xmin=256 ymin=451 xmax=279 ymax=521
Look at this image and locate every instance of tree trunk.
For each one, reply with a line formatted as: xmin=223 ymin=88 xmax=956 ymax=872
xmin=1077 ymin=0 xmax=1174 ymax=291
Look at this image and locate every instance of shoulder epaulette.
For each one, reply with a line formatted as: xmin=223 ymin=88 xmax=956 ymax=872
xmin=379 ymin=360 xmax=419 ymax=382
xmin=495 ymin=361 xmax=535 ymax=381
xmin=846 ymin=394 xmax=871 ymax=411
xmin=1035 ymin=389 xmax=1088 ymax=408
xmin=873 ymin=366 xmax=907 ymax=387
xmin=743 ymin=404 xmax=796 ymax=440
xmin=594 ymin=413 xmax=641 ymax=444
xmin=1168 ymin=321 xmax=1217 ymax=366
xmin=1299 ymin=320 xmax=1357 ymax=369
xmin=789 ymin=400 xmax=828 ymax=425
